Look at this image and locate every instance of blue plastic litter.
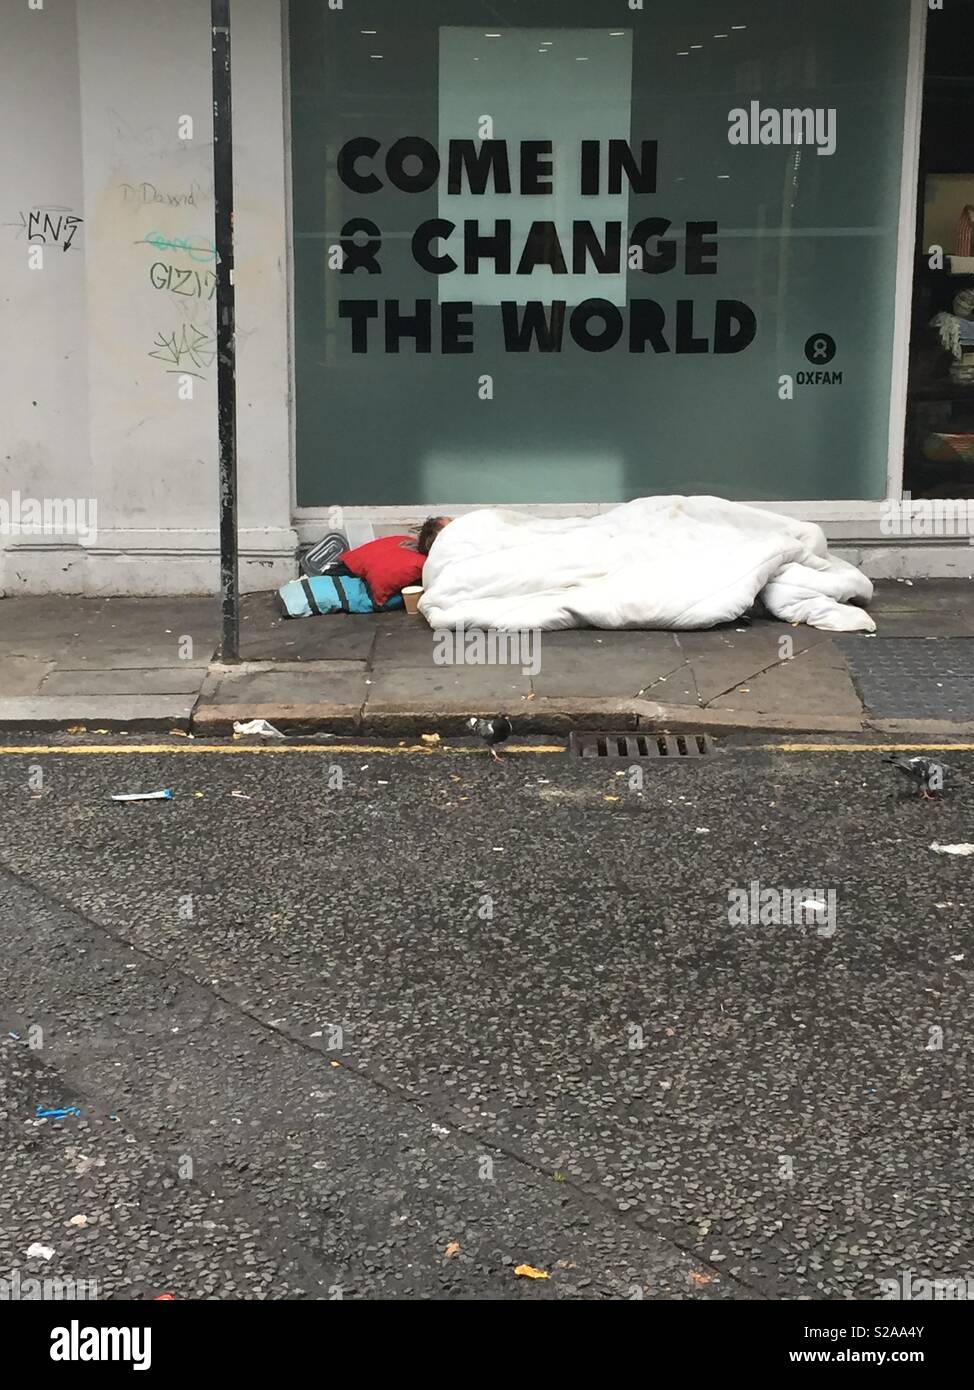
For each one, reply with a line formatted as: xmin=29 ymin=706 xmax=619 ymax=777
xmin=35 ymin=1105 xmax=81 ymax=1120
xmin=110 ymin=789 xmax=173 ymax=802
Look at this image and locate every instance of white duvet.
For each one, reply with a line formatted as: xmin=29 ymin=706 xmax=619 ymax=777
xmin=419 ymin=496 xmax=875 ymax=633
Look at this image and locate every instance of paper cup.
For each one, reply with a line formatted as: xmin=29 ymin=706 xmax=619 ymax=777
xmin=402 ymin=585 xmax=424 ymax=615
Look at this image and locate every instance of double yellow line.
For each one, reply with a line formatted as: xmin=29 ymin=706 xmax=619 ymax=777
xmin=0 ymin=742 xmax=566 ymax=757
xmin=0 ymin=741 xmax=972 ymax=757
xmin=748 ymin=743 xmax=974 ymax=753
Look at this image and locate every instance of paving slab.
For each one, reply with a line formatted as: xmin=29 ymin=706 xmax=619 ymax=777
xmin=0 ymin=656 xmax=54 ymax=697
xmin=92 ymin=596 xmax=219 ymax=631
xmin=708 ymin=641 xmax=863 ymax=718
xmin=200 ymin=668 xmax=367 ymax=707
xmin=370 ymin=619 xmax=445 ymax=667
xmin=240 ymin=593 xmax=380 ymax=662
xmin=870 ymin=579 xmax=974 ymax=616
xmin=531 ymin=633 xmax=684 ymax=699
xmin=679 ymin=627 xmax=829 ymax=706
xmin=57 ymin=638 xmax=215 ymax=670
xmin=640 ymin=662 xmax=698 ymax=704
xmin=41 ymin=667 xmax=205 ymax=696
xmin=62 ymin=597 xmax=220 ymax=668
xmin=525 ymin=629 xmax=677 ymax=650
xmin=0 ymin=595 xmax=105 ymax=648
xmin=54 ymin=598 xmax=219 ymax=669
xmin=365 ymin=665 xmax=530 ymax=708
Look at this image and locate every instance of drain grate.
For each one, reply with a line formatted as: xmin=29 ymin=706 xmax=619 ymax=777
xmin=570 ymin=731 xmax=716 ymax=760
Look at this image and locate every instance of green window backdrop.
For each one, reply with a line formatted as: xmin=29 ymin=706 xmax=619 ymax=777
xmin=289 ymin=0 xmax=913 ymax=506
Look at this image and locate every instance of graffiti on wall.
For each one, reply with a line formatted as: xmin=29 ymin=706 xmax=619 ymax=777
xmin=4 ymin=206 xmax=83 ymax=251
xmin=149 ymin=262 xmax=216 ymax=300
xmin=137 ymin=230 xmax=216 ymax=262
xmin=119 ymin=179 xmax=210 ymax=209
xmin=148 ymin=324 xmax=216 ymax=378
xmin=114 ymin=150 xmax=220 ymax=380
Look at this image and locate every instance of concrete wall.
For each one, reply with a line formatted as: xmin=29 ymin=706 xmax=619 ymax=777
xmin=0 ymin=0 xmax=89 ymax=589
xmin=0 ymin=0 xmax=295 ymax=595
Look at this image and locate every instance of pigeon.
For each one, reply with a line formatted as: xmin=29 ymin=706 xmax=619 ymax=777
xmin=467 ymin=714 xmax=512 ymax=762
xmin=884 ymin=755 xmax=947 ymax=800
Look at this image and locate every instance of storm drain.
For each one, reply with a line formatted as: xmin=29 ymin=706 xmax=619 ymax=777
xmin=569 ymin=731 xmax=716 ymax=760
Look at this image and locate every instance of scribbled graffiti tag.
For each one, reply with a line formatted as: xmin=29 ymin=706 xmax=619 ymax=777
xmin=148 ymin=325 xmax=216 ymax=378
xmin=138 ymin=231 xmax=216 ymax=262
xmin=119 ymin=180 xmax=209 ymax=209
xmin=149 ymin=262 xmax=216 ymax=300
xmin=4 ymin=207 xmax=83 ymax=251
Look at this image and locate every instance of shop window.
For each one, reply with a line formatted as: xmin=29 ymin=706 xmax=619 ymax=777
xmin=290 ymin=0 xmax=914 ymax=506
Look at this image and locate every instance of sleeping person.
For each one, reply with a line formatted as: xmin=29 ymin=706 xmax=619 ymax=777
xmin=278 ymin=516 xmax=451 ymax=617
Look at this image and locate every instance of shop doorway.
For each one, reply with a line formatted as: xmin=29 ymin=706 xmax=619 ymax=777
xmin=905 ymin=0 xmax=974 ymax=502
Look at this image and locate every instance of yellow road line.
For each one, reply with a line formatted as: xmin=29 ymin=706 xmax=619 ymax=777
xmin=0 ymin=742 xmax=567 ymax=757
xmin=0 ymin=741 xmax=971 ymax=758
xmin=746 ymin=743 xmax=974 ymax=753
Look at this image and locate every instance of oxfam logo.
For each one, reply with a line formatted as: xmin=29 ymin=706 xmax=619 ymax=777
xmin=804 ymin=333 xmax=836 ymax=365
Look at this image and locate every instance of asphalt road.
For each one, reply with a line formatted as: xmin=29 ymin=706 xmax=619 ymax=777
xmin=0 ymin=734 xmax=972 ymax=1301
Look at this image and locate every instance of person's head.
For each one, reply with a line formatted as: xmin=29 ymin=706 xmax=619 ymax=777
xmin=414 ymin=516 xmax=451 ymax=556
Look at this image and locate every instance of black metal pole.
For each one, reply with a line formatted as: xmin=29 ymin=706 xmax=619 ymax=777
xmin=211 ymin=0 xmax=239 ymax=662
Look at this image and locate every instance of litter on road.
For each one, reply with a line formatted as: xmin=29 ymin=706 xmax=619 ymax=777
xmin=233 ymin=719 xmax=285 ymax=739
xmin=930 ymin=842 xmax=974 ymax=856
xmin=35 ymin=1105 xmax=81 ymax=1120
xmin=110 ymin=789 xmax=173 ymax=802
xmin=26 ymin=1243 xmax=55 ymax=1261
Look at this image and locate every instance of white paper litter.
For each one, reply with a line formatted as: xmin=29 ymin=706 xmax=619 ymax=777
xmin=233 ymin=719 xmax=284 ymax=738
xmin=26 ymin=1243 xmax=55 ymax=1261
xmin=930 ymin=842 xmax=974 ymax=856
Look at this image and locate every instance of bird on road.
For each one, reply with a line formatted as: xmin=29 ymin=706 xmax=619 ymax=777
xmin=884 ymin=755 xmax=947 ymax=800
xmin=467 ymin=714 xmax=512 ymax=762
